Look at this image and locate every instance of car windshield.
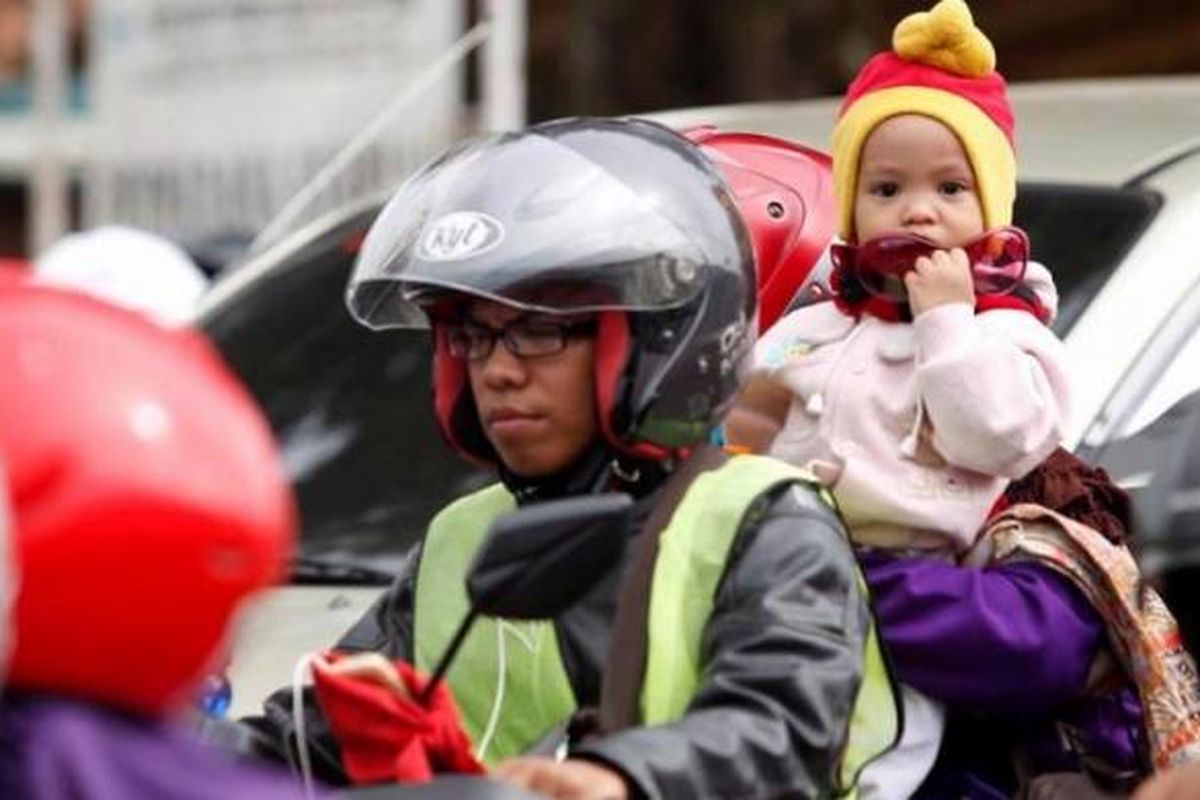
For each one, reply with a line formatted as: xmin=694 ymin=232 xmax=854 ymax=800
xmin=1014 ymin=181 xmax=1161 ymax=335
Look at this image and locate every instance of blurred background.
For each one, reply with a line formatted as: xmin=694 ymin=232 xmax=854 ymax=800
xmin=7 ymin=1 xmax=1197 ymax=710
xmin=3 ymin=0 xmax=1200 ymax=268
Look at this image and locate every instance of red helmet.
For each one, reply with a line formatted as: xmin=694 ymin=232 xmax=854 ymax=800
xmin=0 ymin=281 xmax=294 ymax=715
xmin=0 ymin=463 xmax=10 ymax=684
xmin=683 ymin=126 xmax=835 ymax=332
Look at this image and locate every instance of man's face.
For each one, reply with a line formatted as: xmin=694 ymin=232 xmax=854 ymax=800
xmin=463 ymin=300 xmax=599 ymax=478
xmin=852 ymin=113 xmax=986 ymax=248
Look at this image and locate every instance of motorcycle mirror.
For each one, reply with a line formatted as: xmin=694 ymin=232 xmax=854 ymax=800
xmin=418 ymin=492 xmax=633 ymax=706
xmin=1136 ymin=391 xmax=1200 ymax=652
xmin=467 ymin=492 xmax=634 ymax=619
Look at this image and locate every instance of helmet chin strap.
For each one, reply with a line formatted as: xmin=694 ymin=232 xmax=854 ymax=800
xmin=499 ymin=439 xmax=613 ymax=504
xmin=498 ymin=439 xmax=669 ymax=504
xmin=609 ymin=458 xmax=641 ymax=485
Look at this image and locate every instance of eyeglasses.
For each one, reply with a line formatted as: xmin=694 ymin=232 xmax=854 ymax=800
xmin=442 ymin=316 xmax=599 ymax=362
xmin=831 ymin=226 xmax=1030 ymax=303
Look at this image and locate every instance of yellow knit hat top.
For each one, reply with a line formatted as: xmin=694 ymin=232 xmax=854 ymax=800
xmin=832 ymin=0 xmax=1016 ymax=240
xmin=894 ymin=0 xmax=994 ymax=77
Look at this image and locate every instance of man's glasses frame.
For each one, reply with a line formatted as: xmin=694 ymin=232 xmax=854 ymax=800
xmin=441 ymin=316 xmax=599 ymax=362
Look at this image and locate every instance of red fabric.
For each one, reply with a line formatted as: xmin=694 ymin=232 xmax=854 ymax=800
xmin=593 ymin=309 xmax=629 ymax=448
xmin=974 ymin=290 xmax=1048 ymax=322
xmin=429 ymin=320 xmax=499 ymax=467
xmin=594 ymin=310 xmax=670 ymax=461
xmin=838 ymin=51 xmax=1014 ymax=144
xmin=312 ymin=652 xmax=485 ymax=785
xmin=830 ymin=261 xmax=906 ymax=322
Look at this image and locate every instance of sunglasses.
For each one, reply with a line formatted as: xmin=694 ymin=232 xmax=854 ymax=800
xmin=830 ymin=226 xmax=1030 ymax=304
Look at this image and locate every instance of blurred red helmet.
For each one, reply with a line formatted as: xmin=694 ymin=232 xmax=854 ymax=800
xmin=683 ymin=126 xmax=835 ymax=332
xmin=0 ymin=281 xmax=294 ymax=716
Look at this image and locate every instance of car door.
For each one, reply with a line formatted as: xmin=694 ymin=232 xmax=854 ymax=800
xmin=1077 ymin=270 xmax=1200 ymax=504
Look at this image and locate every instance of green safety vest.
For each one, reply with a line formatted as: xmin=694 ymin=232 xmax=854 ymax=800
xmin=413 ymin=454 xmax=899 ymax=795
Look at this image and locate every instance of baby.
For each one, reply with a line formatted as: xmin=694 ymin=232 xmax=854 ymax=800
xmin=732 ymin=1 xmax=1071 ymax=796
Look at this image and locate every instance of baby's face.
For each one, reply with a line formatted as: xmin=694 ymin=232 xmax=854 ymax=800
xmin=852 ymin=114 xmax=985 ymax=249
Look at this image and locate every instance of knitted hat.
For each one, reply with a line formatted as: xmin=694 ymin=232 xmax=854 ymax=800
xmin=832 ymin=0 xmax=1015 ymax=240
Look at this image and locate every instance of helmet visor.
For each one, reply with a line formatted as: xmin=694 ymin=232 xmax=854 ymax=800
xmin=347 ymin=125 xmax=743 ymax=328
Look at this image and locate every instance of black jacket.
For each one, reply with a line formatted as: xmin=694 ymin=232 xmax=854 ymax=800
xmin=247 ymin=479 xmax=869 ymax=800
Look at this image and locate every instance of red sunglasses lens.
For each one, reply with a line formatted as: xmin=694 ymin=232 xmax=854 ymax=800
xmin=861 ymin=237 xmax=935 ymax=274
xmin=854 ymin=235 xmax=935 ymax=300
xmin=830 ymin=243 xmax=853 ymax=270
xmin=968 ymin=228 xmax=1028 ymax=295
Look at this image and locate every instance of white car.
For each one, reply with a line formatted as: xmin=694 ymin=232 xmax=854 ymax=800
xmin=203 ymin=76 xmax=1200 ymax=716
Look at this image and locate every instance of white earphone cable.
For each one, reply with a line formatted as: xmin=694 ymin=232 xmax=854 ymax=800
xmin=290 ymin=651 xmax=325 ymax=800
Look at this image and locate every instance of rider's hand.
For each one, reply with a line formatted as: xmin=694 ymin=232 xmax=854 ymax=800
xmin=317 ymin=651 xmax=409 ymax=699
xmin=905 ymin=247 xmax=975 ymax=317
xmin=493 ymin=756 xmax=629 ymax=800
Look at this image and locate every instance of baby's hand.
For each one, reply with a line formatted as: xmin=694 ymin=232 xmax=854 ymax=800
xmin=905 ymin=248 xmax=974 ymax=317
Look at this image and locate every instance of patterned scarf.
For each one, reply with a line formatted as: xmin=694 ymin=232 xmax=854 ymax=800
xmin=970 ymin=504 xmax=1200 ymax=772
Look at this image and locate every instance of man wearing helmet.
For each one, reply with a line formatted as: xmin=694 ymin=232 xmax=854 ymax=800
xmin=252 ymin=117 xmax=897 ymax=799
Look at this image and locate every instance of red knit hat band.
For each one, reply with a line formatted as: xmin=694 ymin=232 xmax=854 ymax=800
xmin=839 ymin=52 xmax=1014 ymax=145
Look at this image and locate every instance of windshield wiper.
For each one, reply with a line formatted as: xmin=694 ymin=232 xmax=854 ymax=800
xmin=290 ymin=555 xmax=394 ymax=586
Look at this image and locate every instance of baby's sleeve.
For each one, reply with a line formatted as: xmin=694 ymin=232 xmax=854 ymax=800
xmin=914 ymin=303 xmax=1070 ymax=479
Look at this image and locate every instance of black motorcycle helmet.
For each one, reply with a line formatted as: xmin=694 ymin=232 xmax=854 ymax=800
xmin=346 ymin=116 xmax=756 ymax=466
